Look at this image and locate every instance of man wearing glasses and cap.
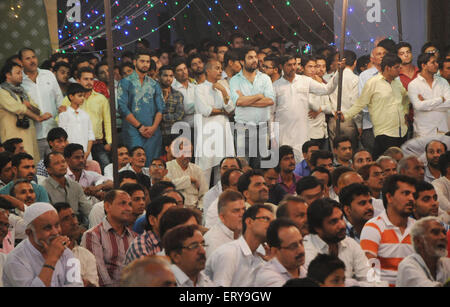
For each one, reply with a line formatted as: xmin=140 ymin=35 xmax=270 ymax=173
xmin=2 ymin=202 xmax=83 ymax=287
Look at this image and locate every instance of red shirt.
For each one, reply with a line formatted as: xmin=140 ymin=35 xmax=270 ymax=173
xmin=399 ymin=66 xmax=419 ymax=90
xmin=93 ymin=80 xmax=110 ymax=98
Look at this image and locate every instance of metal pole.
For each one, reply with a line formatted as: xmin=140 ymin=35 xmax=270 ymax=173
xmin=336 ymin=0 xmax=348 ymax=137
xmin=104 ymin=0 xmax=119 ymax=188
xmin=396 ymin=0 xmax=403 ymax=41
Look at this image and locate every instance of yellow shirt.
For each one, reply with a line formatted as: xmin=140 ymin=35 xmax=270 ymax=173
xmin=344 ymin=73 xmax=410 ymax=138
xmin=62 ymin=91 xmax=112 ymax=143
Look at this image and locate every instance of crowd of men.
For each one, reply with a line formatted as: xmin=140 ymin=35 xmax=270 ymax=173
xmin=0 ymin=33 xmax=449 ymax=287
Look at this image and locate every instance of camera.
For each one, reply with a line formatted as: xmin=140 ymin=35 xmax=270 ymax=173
xmin=16 ymin=116 xmax=30 ymax=129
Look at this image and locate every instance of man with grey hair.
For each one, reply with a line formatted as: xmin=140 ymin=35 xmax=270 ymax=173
xmin=2 ymin=202 xmax=83 ymax=287
xmin=397 ymin=216 xmax=450 ymax=287
xmin=120 ymin=255 xmax=177 ymax=287
xmin=376 ymin=155 xmax=398 ymax=178
xmin=398 ymin=156 xmax=425 ymax=182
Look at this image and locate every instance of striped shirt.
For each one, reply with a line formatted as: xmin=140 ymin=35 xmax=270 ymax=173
xmin=125 ymin=229 xmax=161 ymax=265
xmin=360 ymin=211 xmax=415 ymax=286
xmin=81 ymin=217 xmax=136 ymax=287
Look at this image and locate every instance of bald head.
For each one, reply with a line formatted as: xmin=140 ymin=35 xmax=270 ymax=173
xmin=371 ymin=46 xmax=388 ymax=67
xmin=337 ymin=172 xmax=364 ymax=193
xmin=205 ymin=59 xmax=222 ymax=82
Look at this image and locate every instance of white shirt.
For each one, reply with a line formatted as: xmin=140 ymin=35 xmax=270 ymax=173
xmin=432 ymin=176 xmax=450 ymax=212
xmin=372 ymin=198 xmax=386 ymax=217
xmin=308 ymin=92 xmax=332 ymax=139
xmin=88 ymin=201 xmax=105 ymax=229
xmin=330 ymin=68 xmax=360 ymax=112
xmin=303 ymin=234 xmax=373 ymax=285
xmin=273 ymin=74 xmax=338 ymax=159
xmin=203 ymin=181 xmax=222 ymax=221
xmin=166 ymin=160 xmax=208 ymax=209
xmin=408 ymin=75 xmax=450 ymax=137
xmin=204 ymin=197 xmax=220 ymax=229
xmin=204 ymin=221 xmax=236 ymax=258
xmin=0 ymin=253 xmax=7 ymax=287
xmin=170 ymin=265 xmax=215 ymax=287
xmin=72 ymin=245 xmax=99 ymax=287
xmin=172 ymin=79 xmax=196 ymax=127
xmin=253 ymin=257 xmax=307 ymax=287
xmin=396 ymin=253 xmax=450 ymax=287
xmin=194 ymin=80 xmax=235 ymax=170
xmin=58 ymin=107 xmax=95 ymax=158
xmin=119 ymin=163 xmax=150 ymax=177
xmin=22 ymin=68 xmax=63 ymax=139
xmin=205 ymin=236 xmax=264 ymax=287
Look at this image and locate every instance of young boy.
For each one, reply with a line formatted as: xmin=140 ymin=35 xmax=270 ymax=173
xmin=58 ymin=83 xmax=95 ymax=160
xmin=307 ymin=254 xmax=346 ymax=287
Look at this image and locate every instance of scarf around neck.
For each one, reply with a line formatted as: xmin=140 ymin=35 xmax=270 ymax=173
xmin=0 ymin=81 xmax=30 ymax=102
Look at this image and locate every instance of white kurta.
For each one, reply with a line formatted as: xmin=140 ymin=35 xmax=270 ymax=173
xmin=194 ymin=80 xmax=235 ymax=171
xmin=273 ymin=74 xmax=338 ymax=159
xmin=308 ymin=91 xmax=333 ymax=139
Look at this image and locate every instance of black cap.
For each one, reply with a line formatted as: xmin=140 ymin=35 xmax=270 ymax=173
xmin=66 ymin=83 xmax=90 ymax=96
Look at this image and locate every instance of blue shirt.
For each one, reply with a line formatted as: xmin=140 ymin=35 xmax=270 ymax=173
xmin=0 ymin=181 xmax=49 ymax=203
xmin=230 ymin=70 xmax=275 ymax=125
xmin=294 ymin=160 xmax=311 ymax=177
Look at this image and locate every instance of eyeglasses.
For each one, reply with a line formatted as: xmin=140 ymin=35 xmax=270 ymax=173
xmin=426 ymin=49 xmax=438 ymax=54
xmin=262 ymin=65 xmax=274 ymax=69
xmin=280 ymin=241 xmax=303 ymax=251
xmin=182 ymin=242 xmax=208 ymax=251
xmin=254 ymin=216 xmax=272 ymax=223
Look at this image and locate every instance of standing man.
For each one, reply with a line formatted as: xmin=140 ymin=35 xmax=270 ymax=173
xmin=158 ymin=65 xmax=185 ymax=144
xmin=20 ymin=48 xmax=63 ymax=159
xmin=230 ymin=47 xmax=275 ymax=169
xmin=339 ymin=54 xmax=410 ymax=159
xmin=262 ymin=55 xmax=282 ymax=83
xmin=408 ymin=53 xmax=450 ymax=138
xmin=187 ymin=54 xmax=206 ymax=85
xmin=397 ymin=42 xmax=419 ymax=90
xmin=194 ymin=59 xmax=235 ymax=186
xmin=273 ymin=55 xmax=341 ymax=162
xmin=118 ymin=50 xmax=165 ymax=166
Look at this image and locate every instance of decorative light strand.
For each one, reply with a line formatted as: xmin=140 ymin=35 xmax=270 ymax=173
xmin=266 ymin=0 xmax=308 ymax=43
xmin=231 ymin=0 xmax=270 ymax=40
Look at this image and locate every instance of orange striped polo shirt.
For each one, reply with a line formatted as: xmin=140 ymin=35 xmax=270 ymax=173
xmin=360 ymin=211 xmax=415 ymax=286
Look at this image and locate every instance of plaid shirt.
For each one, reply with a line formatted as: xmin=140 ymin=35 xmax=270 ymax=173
xmin=36 ymin=159 xmax=49 ymax=178
xmin=125 ymin=229 xmax=161 ymax=265
xmin=81 ymin=217 xmax=136 ymax=287
xmin=160 ymin=87 xmax=185 ymax=136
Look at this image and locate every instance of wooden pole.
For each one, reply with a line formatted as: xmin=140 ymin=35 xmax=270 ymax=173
xmin=336 ymin=0 xmax=349 ymax=137
xmin=103 ymin=0 xmax=119 ymax=188
xmin=396 ymin=0 xmax=403 ymax=41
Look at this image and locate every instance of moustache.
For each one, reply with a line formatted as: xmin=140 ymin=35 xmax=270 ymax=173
xmin=197 ymin=255 xmax=206 ymax=262
xmin=295 ymin=253 xmax=305 ymax=261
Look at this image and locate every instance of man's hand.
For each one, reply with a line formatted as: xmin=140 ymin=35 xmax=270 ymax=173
xmin=190 ymin=177 xmax=200 ymax=190
xmin=58 ymin=106 xmax=67 ymax=114
xmin=142 ymin=126 xmax=157 ymax=139
xmin=212 ymin=82 xmax=226 ymax=93
xmin=42 ymin=235 xmax=70 ymax=264
xmin=84 ymin=186 xmax=96 ymax=196
xmin=418 ymin=94 xmax=425 ymax=101
xmin=257 ymin=243 xmax=274 ymax=262
xmin=104 ymin=144 xmax=112 ymax=152
xmin=335 ymin=111 xmax=345 ymax=122
xmin=236 ymin=90 xmax=244 ymax=98
xmin=358 ymin=128 xmax=363 ymax=137
xmin=308 ymin=109 xmax=322 ymax=119
xmin=39 ymin=113 xmax=53 ymax=122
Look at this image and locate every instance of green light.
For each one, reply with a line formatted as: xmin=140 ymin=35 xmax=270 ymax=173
xmin=286 ymin=1 xmax=290 ymax=6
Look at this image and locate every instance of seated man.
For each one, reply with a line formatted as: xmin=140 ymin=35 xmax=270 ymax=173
xmin=276 ymin=195 xmax=309 ymax=236
xmin=339 ymin=184 xmax=374 ymax=243
xmin=310 ymin=150 xmax=334 ymax=174
xmin=2 ymin=203 xmax=83 ymax=287
xmin=357 ymin=163 xmax=385 ymax=200
xmin=204 ymin=169 xmax=243 ymax=229
xmin=125 ymin=196 xmax=177 ymax=264
xmin=42 ymin=152 xmax=93 ymax=226
xmin=304 ymin=198 xmax=375 ymax=286
xmin=294 ymin=141 xmax=320 ymax=177
xmin=397 ymin=217 xmax=450 ymax=287
xmin=352 ymin=150 xmax=373 ymax=172
xmin=332 ymin=136 xmax=353 ymax=168
xmin=164 ymin=224 xmax=214 ymax=287
xmin=204 ymin=190 xmax=245 ymax=257
xmin=413 ymin=181 xmax=449 ymax=228
xmin=0 ymin=153 xmax=49 ymax=203
xmin=64 ymin=144 xmax=113 ymax=199
xmin=376 ymin=155 xmax=398 ymax=178
xmin=54 ymin=202 xmax=99 ymax=287
xmin=36 ymin=128 xmax=68 ymax=179
xmin=398 ymin=156 xmax=425 ymax=182
xmin=254 ymin=218 xmax=307 ymax=286
xmin=2 ymin=138 xmax=25 ymax=156
xmin=432 ymin=151 xmax=450 ymax=213
xmin=237 ymin=170 xmax=277 ymax=213
xmin=205 ymin=204 xmax=275 ymax=287
xmin=88 ymin=171 xmax=138 ymax=229
xmin=166 ymin=138 xmax=208 ymax=209
xmin=263 ymin=167 xmax=286 ymax=206
xmin=311 ymin=167 xmax=332 ymax=198
xmin=149 ymin=158 xmax=169 ymax=186
xmin=120 ymin=183 xmax=146 ymax=226
xmin=104 ymin=144 xmax=130 ymax=181
xmin=276 ymin=145 xmax=301 ymax=195
xmin=81 ymin=190 xmax=137 ymax=287
xmin=0 ymin=152 xmax=14 ymax=188
xmin=0 ymin=209 xmax=10 ymax=286
xmin=120 ymin=146 xmax=150 ymax=178
xmin=295 ymin=176 xmax=324 ymax=206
